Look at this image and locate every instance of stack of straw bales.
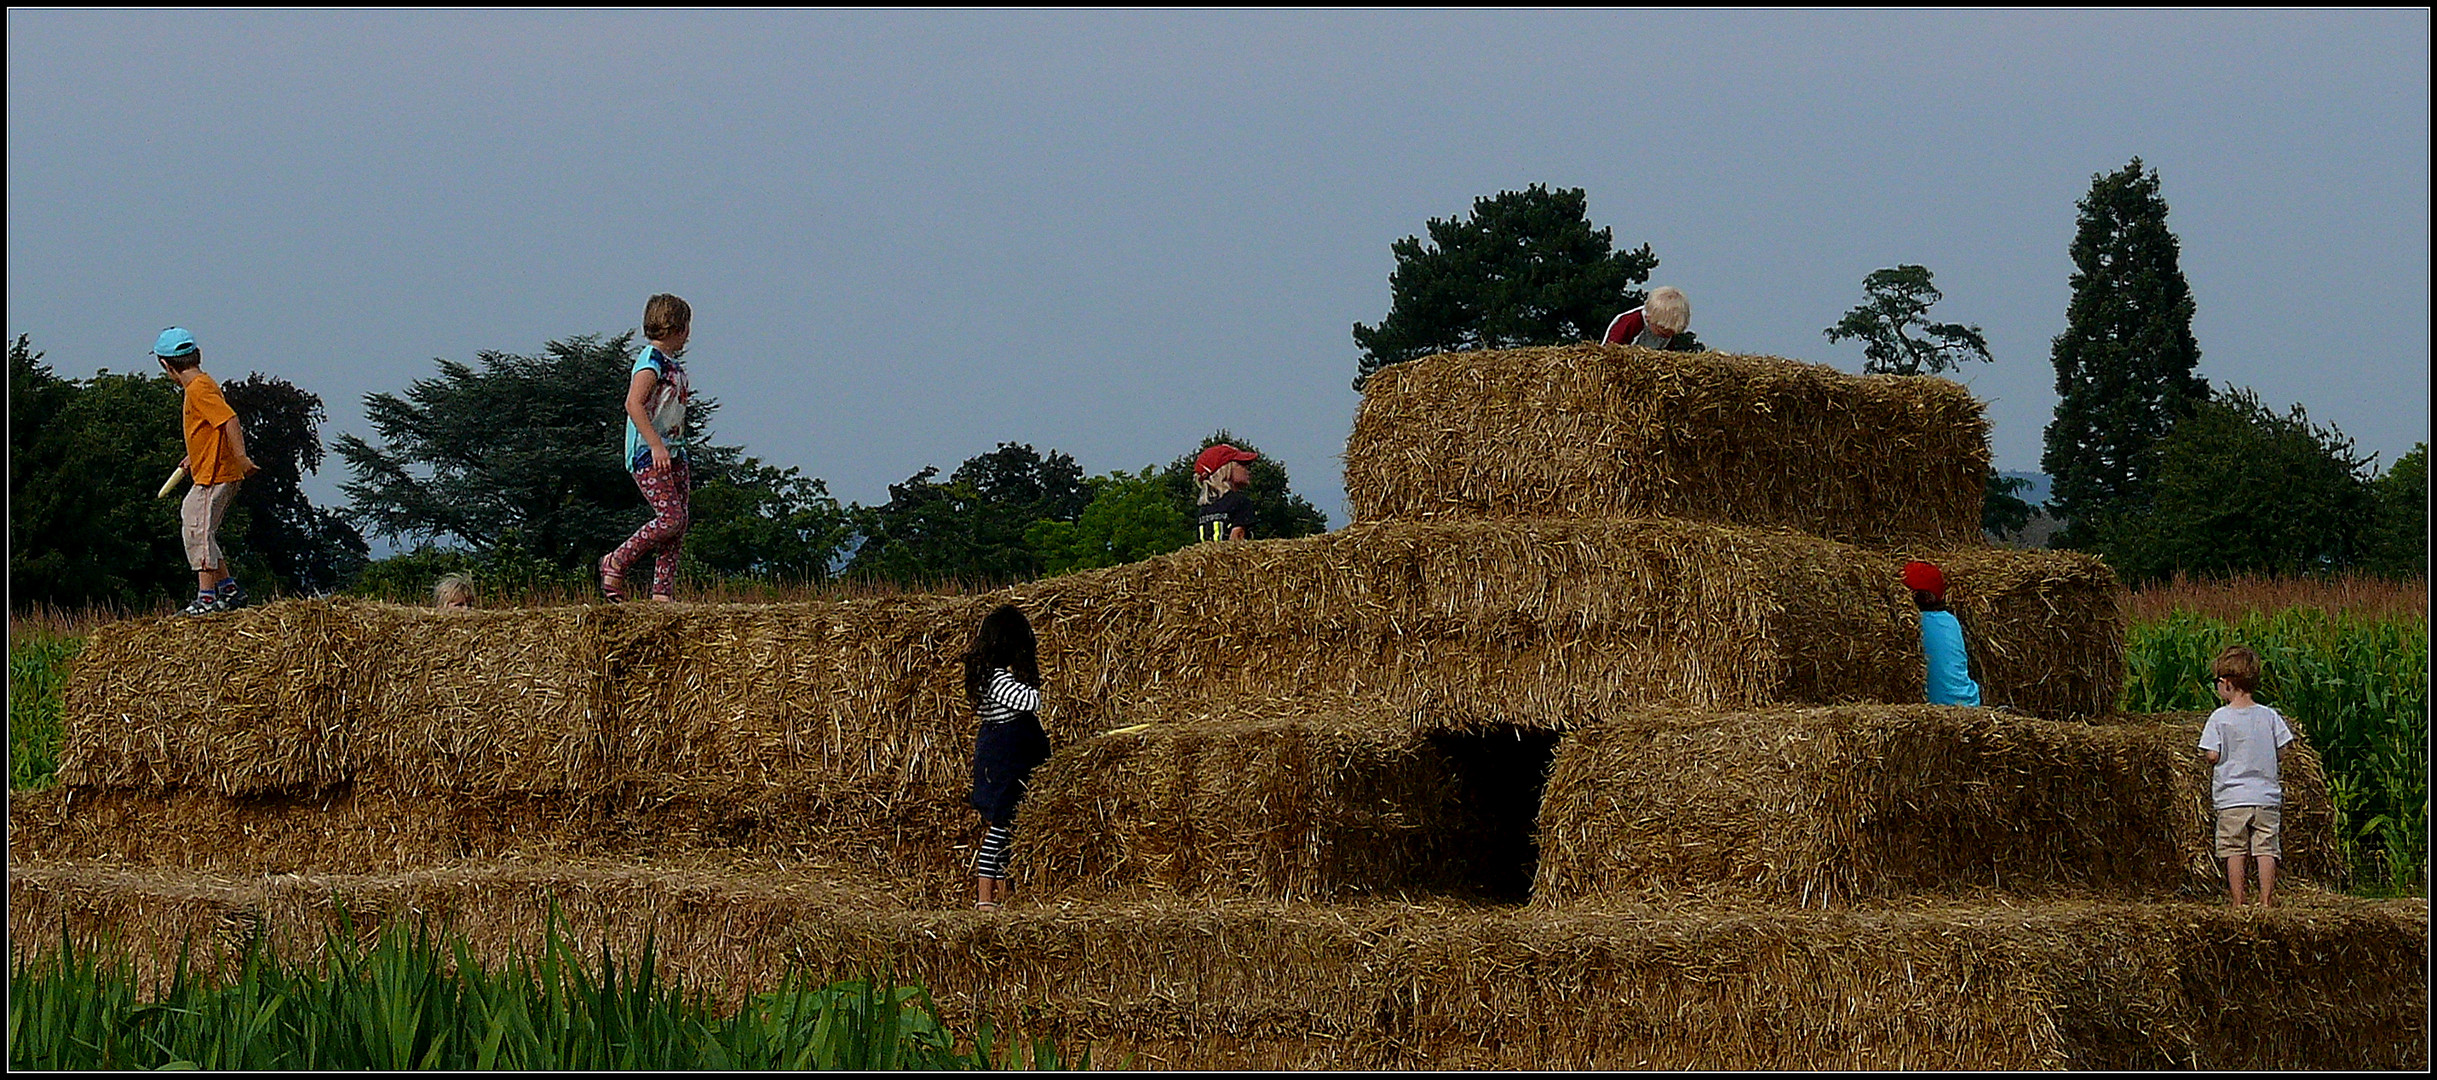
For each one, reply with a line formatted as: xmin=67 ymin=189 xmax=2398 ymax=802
xmin=16 ymin=344 xmax=2421 ymax=1069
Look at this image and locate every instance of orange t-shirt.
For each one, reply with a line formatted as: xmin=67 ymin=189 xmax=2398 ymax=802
xmin=182 ymin=373 xmax=249 ymax=485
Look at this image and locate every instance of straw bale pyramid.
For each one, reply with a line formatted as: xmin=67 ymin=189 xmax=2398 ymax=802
xmin=11 ymin=344 xmax=2424 ymax=1069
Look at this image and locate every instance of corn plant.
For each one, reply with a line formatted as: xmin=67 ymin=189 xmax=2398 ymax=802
xmin=7 ymin=628 xmax=78 ymax=791
xmin=10 ymin=914 xmax=1089 ymax=1070
xmin=2124 ymin=607 xmax=2429 ymax=893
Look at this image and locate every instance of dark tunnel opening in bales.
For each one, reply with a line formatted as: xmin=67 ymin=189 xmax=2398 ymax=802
xmin=1430 ymin=727 xmax=1562 ymax=903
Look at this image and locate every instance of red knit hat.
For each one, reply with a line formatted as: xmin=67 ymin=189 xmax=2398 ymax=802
xmin=1193 ymin=443 xmax=1259 ymax=479
xmin=1902 ymin=561 xmax=1946 ymax=597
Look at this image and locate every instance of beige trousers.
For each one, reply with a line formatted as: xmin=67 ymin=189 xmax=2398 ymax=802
xmin=180 ymin=480 xmax=242 ymax=570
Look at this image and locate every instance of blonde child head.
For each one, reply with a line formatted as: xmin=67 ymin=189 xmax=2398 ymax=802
xmin=1644 ymin=286 xmax=1691 ymax=336
xmin=434 ymin=574 xmax=474 ymax=610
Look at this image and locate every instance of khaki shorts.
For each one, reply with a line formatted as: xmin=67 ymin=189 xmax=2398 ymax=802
xmin=2215 ymin=805 xmax=2282 ymax=859
xmin=181 ymin=480 xmax=242 ymax=571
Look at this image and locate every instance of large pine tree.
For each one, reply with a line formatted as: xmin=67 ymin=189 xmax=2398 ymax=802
xmin=2039 ymin=158 xmax=2210 ymax=552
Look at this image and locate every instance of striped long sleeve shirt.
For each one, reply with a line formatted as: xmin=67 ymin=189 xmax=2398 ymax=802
xmin=976 ymin=668 xmax=1040 ymax=724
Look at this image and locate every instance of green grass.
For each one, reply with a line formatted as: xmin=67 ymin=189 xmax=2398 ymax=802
xmin=9 ymin=913 xmax=1091 ymax=1071
xmin=2123 ymin=608 xmax=2428 ymax=894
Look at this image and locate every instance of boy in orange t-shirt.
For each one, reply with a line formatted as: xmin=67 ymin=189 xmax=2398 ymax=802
xmin=154 ymin=327 xmax=258 ymax=614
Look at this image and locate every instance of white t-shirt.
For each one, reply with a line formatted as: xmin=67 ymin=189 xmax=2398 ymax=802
xmin=2198 ymin=703 xmax=2295 ymax=809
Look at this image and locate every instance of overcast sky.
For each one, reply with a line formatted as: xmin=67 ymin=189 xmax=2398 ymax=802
xmin=8 ymin=9 xmax=2428 ymax=544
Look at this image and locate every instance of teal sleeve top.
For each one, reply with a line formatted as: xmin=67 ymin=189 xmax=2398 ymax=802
xmin=1921 ymin=610 xmax=1982 ymax=706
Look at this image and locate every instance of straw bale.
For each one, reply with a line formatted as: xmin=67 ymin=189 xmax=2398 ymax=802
xmin=57 ymin=599 xmax=386 ymax=793
xmin=11 ymin=861 xmax=2422 ymax=1069
xmin=352 ymin=604 xmax=599 ymax=793
xmin=53 ymin=519 xmax=2118 ymax=816
xmin=1012 ymin=706 xmax=1470 ymax=902
xmin=7 ymin=783 xmax=984 ymax=907
xmin=1532 ymin=707 xmax=2340 ymax=906
xmin=1344 ymin=345 xmax=1990 ymax=545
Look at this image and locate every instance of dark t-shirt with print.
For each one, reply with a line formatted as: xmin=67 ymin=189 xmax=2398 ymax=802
xmin=1197 ymin=490 xmax=1254 ymax=542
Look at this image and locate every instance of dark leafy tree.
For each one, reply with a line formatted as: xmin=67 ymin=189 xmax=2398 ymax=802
xmin=2364 ymin=443 xmax=2428 ymax=579
xmin=337 ymin=333 xmax=649 ymax=568
xmin=1156 ymin=430 xmax=1330 ymax=542
xmin=1983 ymin=474 xmax=2034 ymax=541
xmin=218 ymin=374 xmax=369 ymax=594
xmin=2101 ymin=388 xmax=2376 ymax=582
xmin=843 ymin=443 xmax=1091 ymax=586
xmin=1026 ymin=467 xmax=1196 ymax=576
xmin=337 ymin=332 xmax=851 ymax=586
xmin=1353 ymin=185 xmax=1668 ymax=390
xmin=9 ymin=335 xmax=194 ymax=610
xmin=1823 ymin=264 xmax=1993 ymax=376
xmin=2040 ymin=158 xmax=2210 ymax=550
xmin=684 ymin=445 xmax=855 ymax=584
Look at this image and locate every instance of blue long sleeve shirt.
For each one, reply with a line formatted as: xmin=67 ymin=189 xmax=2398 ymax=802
xmin=1921 ymin=610 xmax=1982 ymax=706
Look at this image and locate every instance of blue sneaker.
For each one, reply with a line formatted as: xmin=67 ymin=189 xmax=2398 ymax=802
xmin=180 ymin=593 xmax=225 ymax=616
xmin=215 ymin=578 xmax=245 ymax=609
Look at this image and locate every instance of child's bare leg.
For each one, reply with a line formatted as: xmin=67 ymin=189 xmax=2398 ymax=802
xmin=2257 ymin=856 xmax=2277 ymax=907
xmin=2225 ymin=855 xmax=2249 ymax=905
xmin=196 ymin=566 xmax=223 ymax=592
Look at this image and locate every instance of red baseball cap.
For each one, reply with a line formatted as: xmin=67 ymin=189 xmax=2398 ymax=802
xmin=1193 ymin=443 xmax=1258 ymax=479
xmin=1902 ymin=561 xmax=1946 ymax=596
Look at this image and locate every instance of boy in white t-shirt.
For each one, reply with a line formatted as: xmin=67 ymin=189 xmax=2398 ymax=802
xmin=2197 ymin=645 xmax=2297 ymax=907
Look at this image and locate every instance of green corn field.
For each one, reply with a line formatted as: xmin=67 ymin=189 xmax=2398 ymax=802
xmin=2124 ymin=607 xmax=2429 ymax=893
xmin=8 ymin=915 xmax=1090 ymax=1071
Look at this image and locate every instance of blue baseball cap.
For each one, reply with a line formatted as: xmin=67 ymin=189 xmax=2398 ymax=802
xmin=153 ymin=327 xmax=198 ymax=358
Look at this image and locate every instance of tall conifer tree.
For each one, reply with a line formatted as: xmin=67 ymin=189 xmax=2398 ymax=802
xmin=2039 ymin=158 xmax=2210 ymax=551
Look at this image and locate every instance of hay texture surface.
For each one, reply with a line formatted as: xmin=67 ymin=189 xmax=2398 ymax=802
xmin=1532 ymin=707 xmax=2340 ymax=906
xmin=57 ymin=522 xmax=2116 ymax=802
xmin=1013 ymin=705 xmax=1497 ymax=902
xmin=10 ymin=861 xmax=2422 ymax=1070
xmin=1345 ymin=345 xmax=1989 ymax=546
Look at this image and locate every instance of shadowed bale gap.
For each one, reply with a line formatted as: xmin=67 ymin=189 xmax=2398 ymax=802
xmin=1430 ymin=727 xmax=1562 ymax=903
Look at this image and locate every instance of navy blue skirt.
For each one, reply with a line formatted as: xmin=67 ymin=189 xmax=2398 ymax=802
xmin=969 ymin=712 xmax=1051 ymax=826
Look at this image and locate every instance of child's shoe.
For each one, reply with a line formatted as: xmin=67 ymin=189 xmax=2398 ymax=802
xmin=179 ymin=593 xmax=224 ymax=616
xmin=214 ymin=578 xmax=246 ymax=609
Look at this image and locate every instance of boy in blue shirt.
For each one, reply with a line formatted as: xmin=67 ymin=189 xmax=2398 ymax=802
xmin=1906 ymin=561 xmax=1981 ymax=706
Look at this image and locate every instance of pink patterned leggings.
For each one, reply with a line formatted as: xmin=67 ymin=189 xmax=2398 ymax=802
xmin=605 ymin=459 xmax=690 ymax=596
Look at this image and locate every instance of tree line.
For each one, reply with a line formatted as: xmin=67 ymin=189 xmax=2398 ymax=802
xmin=8 ymin=332 xmax=1326 ymax=611
xmin=10 ymin=160 xmax=2425 ymax=611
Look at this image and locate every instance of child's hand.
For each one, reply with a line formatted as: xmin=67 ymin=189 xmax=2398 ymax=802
xmin=650 ymin=444 xmax=672 ymax=471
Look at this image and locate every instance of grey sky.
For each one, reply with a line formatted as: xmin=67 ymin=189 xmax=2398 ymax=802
xmin=8 ymin=9 xmax=2429 ymax=544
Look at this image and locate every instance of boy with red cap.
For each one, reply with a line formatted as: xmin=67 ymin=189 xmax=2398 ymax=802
xmin=1193 ymin=444 xmax=1259 ymax=542
xmin=1906 ymin=560 xmax=1982 ymax=706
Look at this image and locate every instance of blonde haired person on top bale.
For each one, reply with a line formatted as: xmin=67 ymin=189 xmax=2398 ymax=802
xmin=1193 ymin=444 xmax=1260 ymax=542
xmin=1602 ymin=285 xmax=1696 ymax=351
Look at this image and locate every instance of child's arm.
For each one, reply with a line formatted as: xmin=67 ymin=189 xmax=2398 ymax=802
xmin=625 ymin=368 xmax=671 ymax=470
xmin=986 ymin=670 xmax=1041 ymax=713
xmin=222 ymin=416 xmax=257 ymax=476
